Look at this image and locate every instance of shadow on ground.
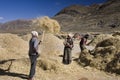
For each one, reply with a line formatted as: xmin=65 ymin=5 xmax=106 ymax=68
xmin=0 ymin=59 xmax=28 ymax=79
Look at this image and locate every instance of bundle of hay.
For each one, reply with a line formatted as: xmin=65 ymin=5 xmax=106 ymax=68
xmin=32 ymin=16 xmax=61 ymax=34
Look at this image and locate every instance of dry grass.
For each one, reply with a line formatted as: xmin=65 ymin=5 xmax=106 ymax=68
xmin=0 ymin=33 xmax=119 ymax=80
xmin=0 ymin=33 xmax=28 ymax=59
xmin=89 ymin=34 xmax=113 ymax=46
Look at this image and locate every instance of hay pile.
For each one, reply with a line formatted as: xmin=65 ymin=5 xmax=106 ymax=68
xmin=96 ymin=37 xmax=120 ymax=51
xmin=0 ymin=33 xmax=28 ymax=59
xmin=32 ymin=16 xmax=61 ymax=34
xmin=94 ymin=37 xmax=120 ymax=74
xmin=78 ymin=35 xmax=120 ymax=75
xmin=0 ymin=33 xmax=30 ymax=78
xmin=40 ymin=33 xmax=63 ymax=56
xmin=112 ymin=31 xmax=120 ymax=37
xmin=89 ymin=34 xmax=113 ymax=46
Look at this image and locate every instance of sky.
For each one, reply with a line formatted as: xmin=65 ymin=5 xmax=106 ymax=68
xmin=0 ymin=0 xmax=107 ymax=23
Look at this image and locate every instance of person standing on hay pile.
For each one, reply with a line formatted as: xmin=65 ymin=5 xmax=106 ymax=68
xmin=63 ymin=33 xmax=74 ymax=64
xmin=28 ymin=31 xmax=42 ymax=80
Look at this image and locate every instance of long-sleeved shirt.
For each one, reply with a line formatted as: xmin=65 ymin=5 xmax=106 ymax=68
xmin=29 ymin=37 xmax=39 ymax=56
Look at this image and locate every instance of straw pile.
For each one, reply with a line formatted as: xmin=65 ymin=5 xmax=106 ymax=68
xmin=0 ymin=33 xmax=28 ymax=59
xmin=78 ymin=33 xmax=120 ymax=75
xmin=112 ymin=31 xmax=120 ymax=37
xmin=94 ymin=37 xmax=120 ymax=73
xmin=89 ymin=34 xmax=113 ymax=46
xmin=32 ymin=16 xmax=61 ymax=34
xmin=96 ymin=37 xmax=120 ymax=51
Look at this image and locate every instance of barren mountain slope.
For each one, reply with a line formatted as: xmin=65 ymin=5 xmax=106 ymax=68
xmin=53 ymin=0 xmax=120 ymax=32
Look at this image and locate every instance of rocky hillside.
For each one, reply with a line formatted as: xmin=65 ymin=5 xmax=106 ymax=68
xmin=0 ymin=19 xmax=33 ymax=33
xmin=0 ymin=0 xmax=120 ymax=33
xmin=53 ymin=0 xmax=120 ymax=32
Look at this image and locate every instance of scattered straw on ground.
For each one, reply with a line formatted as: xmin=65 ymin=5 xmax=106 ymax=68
xmin=0 ymin=33 xmax=120 ymax=80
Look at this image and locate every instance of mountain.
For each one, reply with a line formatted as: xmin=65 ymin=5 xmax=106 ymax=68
xmin=0 ymin=19 xmax=32 ymax=33
xmin=53 ymin=0 xmax=120 ymax=33
xmin=0 ymin=0 xmax=120 ymax=33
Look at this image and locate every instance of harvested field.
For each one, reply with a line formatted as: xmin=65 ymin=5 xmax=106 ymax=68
xmin=0 ymin=33 xmax=120 ymax=80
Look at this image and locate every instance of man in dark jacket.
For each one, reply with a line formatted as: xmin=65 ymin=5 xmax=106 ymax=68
xmin=28 ymin=31 xmax=41 ymax=80
xmin=63 ymin=33 xmax=74 ymax=64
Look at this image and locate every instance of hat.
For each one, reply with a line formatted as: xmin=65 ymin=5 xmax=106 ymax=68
xmin=68 ymin=33 xmax=73 ymax=37
xmin=31 ymin=31 xmax=38 ymax=37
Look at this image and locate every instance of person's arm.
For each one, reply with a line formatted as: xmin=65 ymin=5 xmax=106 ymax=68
xmin=84 ymin=38 xmax=87 ymax=45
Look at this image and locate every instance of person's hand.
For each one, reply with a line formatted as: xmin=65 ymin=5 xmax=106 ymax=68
xmin=36 ymin=52 xmax=40 ymax=57
xmin=37 ymin=54 xmax=40 ymax=58
xmin=39 ymin=40 xmax=42 ymax=44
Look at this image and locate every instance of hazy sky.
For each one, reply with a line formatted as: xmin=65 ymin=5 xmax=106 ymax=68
xmin=0 ymin=0 xmax=107 ymax=23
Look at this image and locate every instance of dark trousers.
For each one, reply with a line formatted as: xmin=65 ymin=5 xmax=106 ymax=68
xmin=29 ymin=55 xmax=37 ymax=79
xmin=63 ymin=47 xmax=72 ymax=64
